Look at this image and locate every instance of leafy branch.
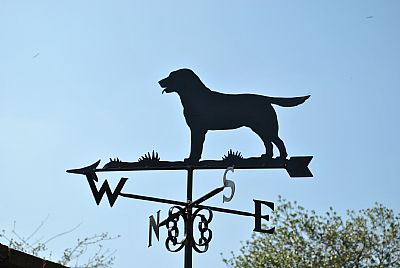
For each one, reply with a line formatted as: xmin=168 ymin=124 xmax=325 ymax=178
xmin=0 ymin=217 xmax=119 ymax=268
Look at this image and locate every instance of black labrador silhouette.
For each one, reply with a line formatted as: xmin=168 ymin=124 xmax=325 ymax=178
xmin=159 ymin=69 xmax=309 ymax=163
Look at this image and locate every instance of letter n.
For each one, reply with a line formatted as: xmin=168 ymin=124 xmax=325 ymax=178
xmin=253 ymin=199 xmax=275 ymax=234
xmin=148 ymin=210 xmax=161 ymax=247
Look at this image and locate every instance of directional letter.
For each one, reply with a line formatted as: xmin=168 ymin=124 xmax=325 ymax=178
xmin=253 ymin=200 xmax=275 ymax=234
xmin=148 ymin=210 xmax=161 ymax=247
xmin=85 ymin=172 xmax=128 ymax=207
xmin=222 ymin=167 xmax=235 ymax=203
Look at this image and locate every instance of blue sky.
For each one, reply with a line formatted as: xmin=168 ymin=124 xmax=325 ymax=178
xmin=1 ymin=1 xmax=400 ymax=267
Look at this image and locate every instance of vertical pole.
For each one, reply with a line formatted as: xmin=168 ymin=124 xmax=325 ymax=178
xmin=184 ymin=167 xmax=193 ymax=268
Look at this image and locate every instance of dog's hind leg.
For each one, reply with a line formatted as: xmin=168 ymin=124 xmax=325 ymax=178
xmin=262 ymin=139 xmax=274 ymax=159
xmin=271 ymin=136 xmax=288 ymax=159
xmin=250 ymin=127 xmax=274 ymax=159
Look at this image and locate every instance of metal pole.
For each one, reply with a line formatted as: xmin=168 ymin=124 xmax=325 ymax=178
xmin=184 ymin=167 xmax=193 ymax=268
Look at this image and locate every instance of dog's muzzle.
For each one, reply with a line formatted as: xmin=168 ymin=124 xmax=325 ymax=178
xmin=159 ymin=78 xmax=170 ymax=94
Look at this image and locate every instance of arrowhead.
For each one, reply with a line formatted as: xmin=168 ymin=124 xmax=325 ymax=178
xmin=285 ymin=156 xmax=313 ymax=178
xmin=66 ymin=160 xmax=101 ymax=175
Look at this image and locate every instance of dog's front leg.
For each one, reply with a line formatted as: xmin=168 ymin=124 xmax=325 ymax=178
xmin=185 ymin=129 xmax=207 ymax=163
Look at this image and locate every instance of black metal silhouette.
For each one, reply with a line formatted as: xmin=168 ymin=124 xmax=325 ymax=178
xmin=159 ymin=68 xmax=309 ymax=163
xmin=67 ymin=69 xmax=314 ymax=268
xmin=103 ymin=150 xmax=313 ymax=178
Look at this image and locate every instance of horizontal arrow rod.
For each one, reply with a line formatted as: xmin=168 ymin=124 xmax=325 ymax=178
xmin=95 ymin=162 xmax=286 ymax=172
xmin=104 ymin=156 xmax=311 ymax=178
xmin=67 ymin=156 xmax=313 ymax=178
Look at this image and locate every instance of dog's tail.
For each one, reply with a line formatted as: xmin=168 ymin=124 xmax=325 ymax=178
xmin=268 ymin=95 xmax=310 ymax=107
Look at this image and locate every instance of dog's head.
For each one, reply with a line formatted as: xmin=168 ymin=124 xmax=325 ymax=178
xmin=159 ymin=69 xmax=204 ymax=95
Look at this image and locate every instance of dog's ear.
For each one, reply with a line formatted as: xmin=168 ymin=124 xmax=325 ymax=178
xmin=179 ymin=69 xmax=205 ymax=89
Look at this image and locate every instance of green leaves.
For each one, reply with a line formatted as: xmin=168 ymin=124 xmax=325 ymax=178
xmin=222 ymin=197 xmax=400 ymax=268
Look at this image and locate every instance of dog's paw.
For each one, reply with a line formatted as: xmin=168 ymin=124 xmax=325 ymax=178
xmin=184 ymin=157 xmax=200 ymax=164
xmin=260 ymin=154 xmax=273 ymax=160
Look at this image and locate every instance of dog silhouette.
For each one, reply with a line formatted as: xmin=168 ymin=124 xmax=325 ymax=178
xmin=159 ymin=69 xmax=309 ymax=163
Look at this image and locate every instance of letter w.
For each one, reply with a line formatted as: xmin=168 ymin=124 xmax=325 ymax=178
xmin=85 ymin=171 xmax=128 ymax=207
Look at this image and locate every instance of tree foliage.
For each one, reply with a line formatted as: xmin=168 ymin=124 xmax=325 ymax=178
xmin=222 ymin=197 xmax=400 ymax=268
xmin=0 ymin=219 xmax=118 ymax=268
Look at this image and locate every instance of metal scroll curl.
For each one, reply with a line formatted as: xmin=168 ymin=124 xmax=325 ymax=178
xmin=192 ymin=207 xmax=213 ymax=253
xmin=165 ymin=206 xmax=187 ymax=252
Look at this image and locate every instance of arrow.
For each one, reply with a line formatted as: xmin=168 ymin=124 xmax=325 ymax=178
xmin=67 ymin=160 xmax=101 ymax=180
xmin=70 ymin=156 xmax=313 ymax=178
xmin=285 ymin=156 xmax=313 ymax=177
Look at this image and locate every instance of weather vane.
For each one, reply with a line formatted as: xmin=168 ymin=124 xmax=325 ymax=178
xmin=67 ymin=69 xmax=313 ymax=268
